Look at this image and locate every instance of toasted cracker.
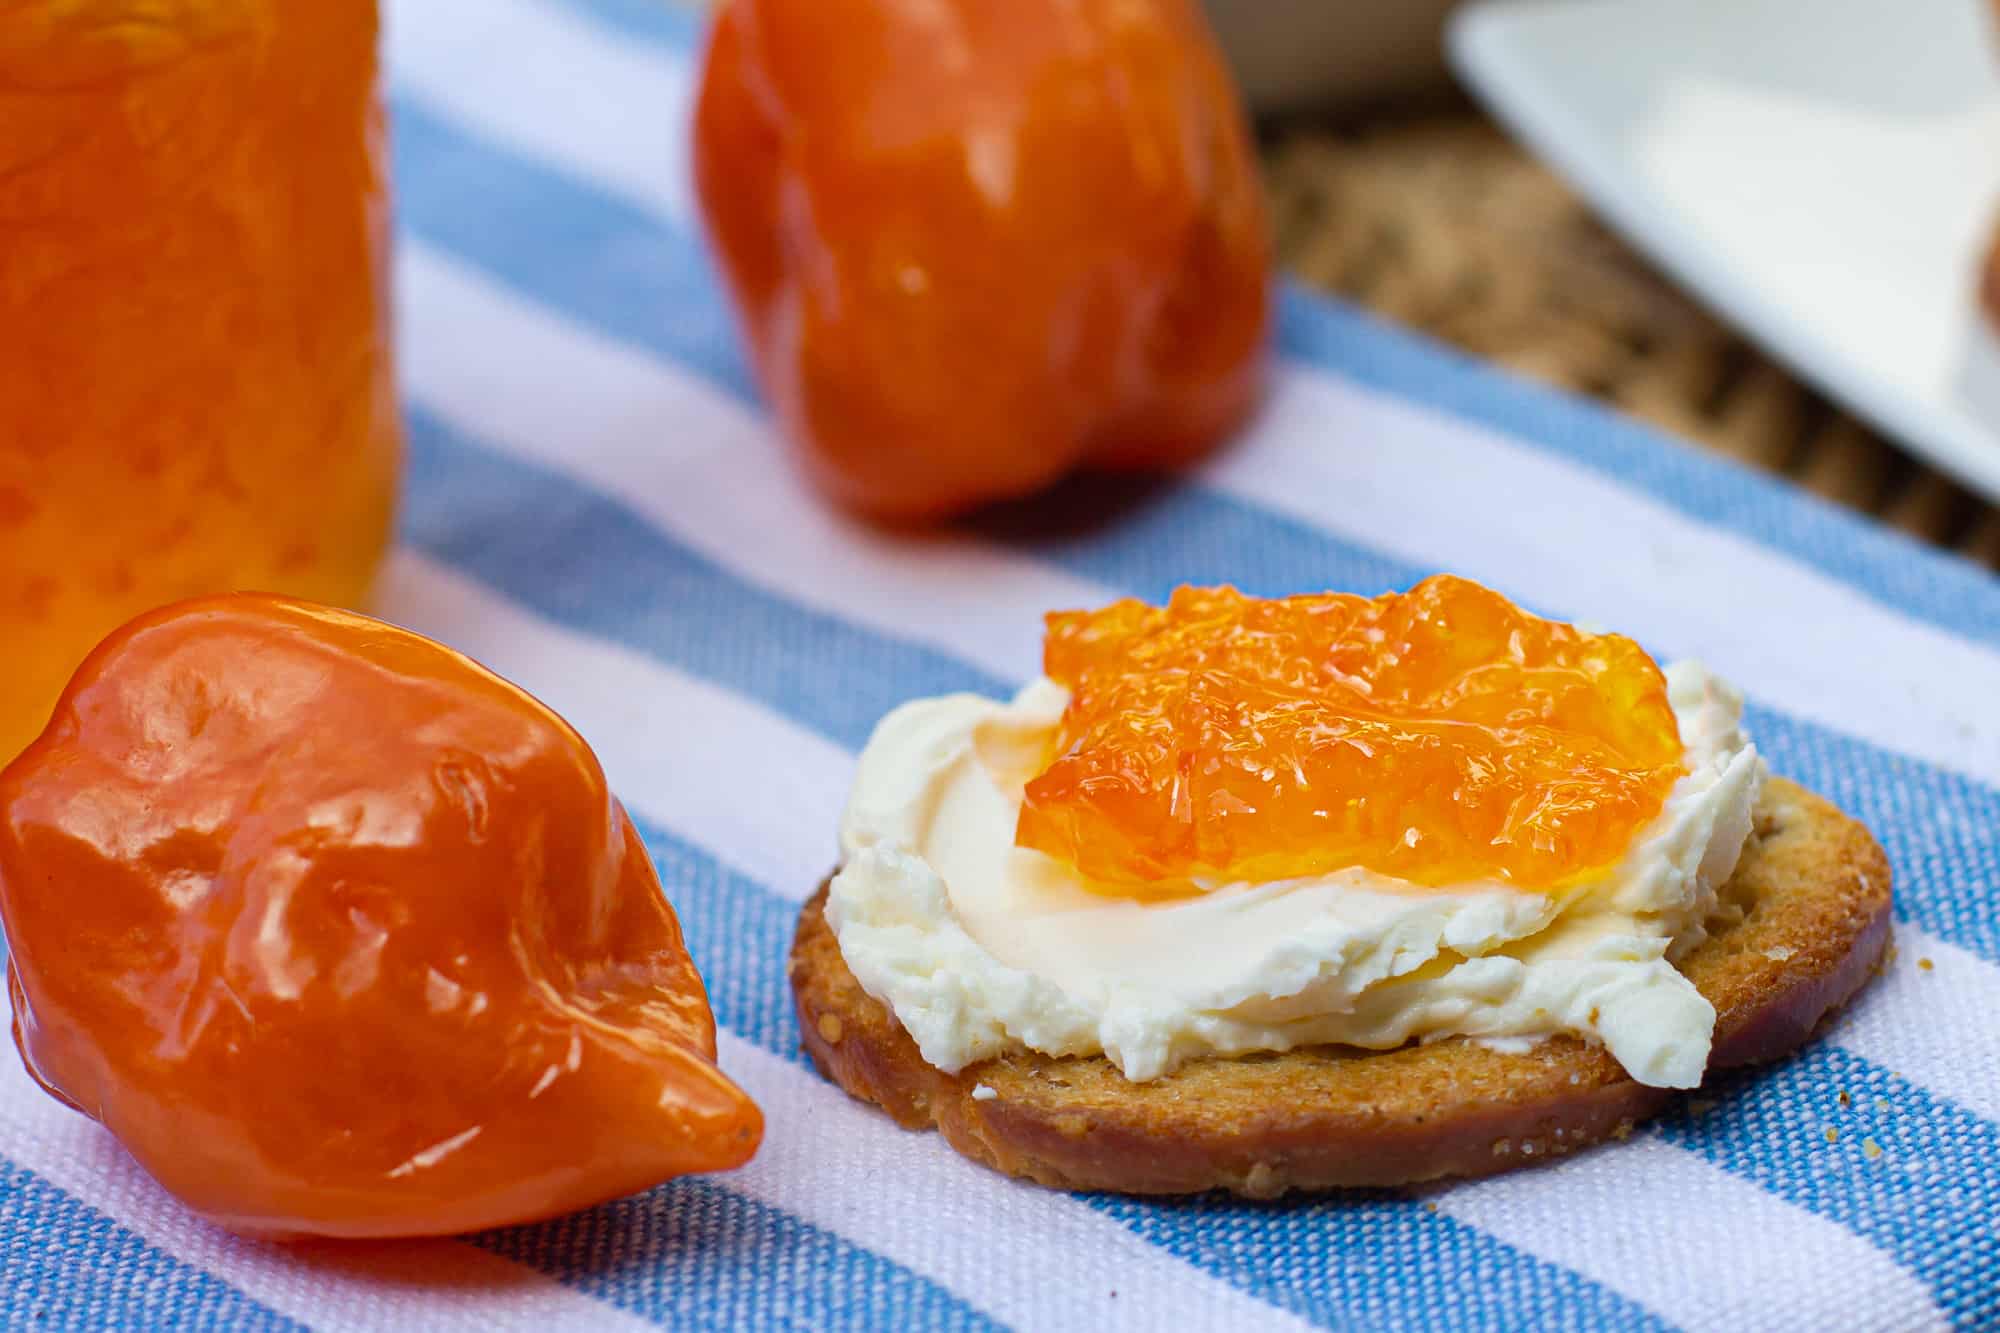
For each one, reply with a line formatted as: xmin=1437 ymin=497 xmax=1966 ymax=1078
xmin=789 ymin=778 xmax=1891 ymax=1196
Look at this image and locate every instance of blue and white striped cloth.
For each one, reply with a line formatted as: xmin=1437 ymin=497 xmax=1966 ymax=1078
xmin=8 ymin=0 xmax=1999 ymax=1327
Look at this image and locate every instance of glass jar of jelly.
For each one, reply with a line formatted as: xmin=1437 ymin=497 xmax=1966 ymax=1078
xmin=0 ymin=1 xmax=400 ymax=760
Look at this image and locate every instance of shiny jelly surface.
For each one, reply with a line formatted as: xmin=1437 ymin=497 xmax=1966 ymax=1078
xmin=1016 ymin=576 xmax=1685 ymax=894
xmin=0 ymin=596 xmax=760 ymax=1239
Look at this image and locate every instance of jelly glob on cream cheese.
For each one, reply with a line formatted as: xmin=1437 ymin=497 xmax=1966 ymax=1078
xmin=829 ymin=578 xmax=1764 ymax=1088
xmin=1018 ymin=576 xmax=1686 ymax=894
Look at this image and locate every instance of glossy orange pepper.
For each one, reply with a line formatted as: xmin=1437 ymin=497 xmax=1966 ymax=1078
xmin=0 ymin=596 xmax=760 ymax=1240
xmin=693 ymin=0 xmax=1272 ymax=519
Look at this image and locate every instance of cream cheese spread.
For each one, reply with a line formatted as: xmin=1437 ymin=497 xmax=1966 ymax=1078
xmin=825 ymin=661 xmax=1764 ymax=1089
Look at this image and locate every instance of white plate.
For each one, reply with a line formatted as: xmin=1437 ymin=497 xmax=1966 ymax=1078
xmin=1449 ymin=0 xmax=2000 ymax=503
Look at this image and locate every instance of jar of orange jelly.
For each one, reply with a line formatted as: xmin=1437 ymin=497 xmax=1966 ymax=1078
xmin=0 ymin=1 xmax=400 ymax=761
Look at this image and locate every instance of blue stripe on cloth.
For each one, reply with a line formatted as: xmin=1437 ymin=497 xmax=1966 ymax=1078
xmin=554 ymin=0 xmax=702 ymax=47
xmin=474 ymin=1179 xmax=995 ymax=1331
xmin=1083 ymin=1193 xmax=1666 ymax=1333
xmin=639 ymin=830 xmax=815 ymax=1060
xmin=0 ymin=1157 xmax=302 ymax=1332
xmin=402 ymin=406 xmax=1001 ymax=751
xmin=1738 ymin=706 xmax=2000 ymax=968
xmin=629 ymin=816 xmax=1663 ymax=1333
xmin=1661 ymin=1047 xmax=2000 ymax=1330
xmin=404 ymin=14 xmax=2000 ymax=654
xmin=390 ymin=97 xmax=757 ymax=403
xmin=397 ymin=397 xmax=2000 ymax=1324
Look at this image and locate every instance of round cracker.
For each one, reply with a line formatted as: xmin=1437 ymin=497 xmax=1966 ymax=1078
xmin=788 ymin=777 xmax=1891 ymax=1196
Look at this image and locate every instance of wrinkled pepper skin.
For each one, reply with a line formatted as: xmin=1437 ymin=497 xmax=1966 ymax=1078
xmin=0 ymin=596 xmax=761 ymax=1240
xmin=693 ymin=0 xmax=1272 ymax=519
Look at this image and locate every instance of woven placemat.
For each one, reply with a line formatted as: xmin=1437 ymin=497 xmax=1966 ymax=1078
xmin=1263 ymin=110 xmax=2000 ymax=572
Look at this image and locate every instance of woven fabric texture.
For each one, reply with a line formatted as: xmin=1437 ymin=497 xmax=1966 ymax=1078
xmin=3 ymin=2 xmax=1996 ymax=1328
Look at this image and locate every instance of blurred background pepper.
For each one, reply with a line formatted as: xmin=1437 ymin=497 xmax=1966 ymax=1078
xmin=694 ymin=0 xmax=2000 ymax=563
xmin=693 ymin=0 xmax=1272 ymax=520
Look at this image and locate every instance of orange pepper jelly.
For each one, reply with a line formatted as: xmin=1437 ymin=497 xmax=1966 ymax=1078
xmin=1015 ymin=576 xmax=1685 ymax=894
xmin=0 ymin=595 xmax=761 ymax=1239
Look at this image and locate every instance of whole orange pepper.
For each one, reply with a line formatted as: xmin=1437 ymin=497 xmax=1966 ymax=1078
xmin=693 ymin=0 xmax=1272 ymax=519
xmin=0 ymin=596 xmax=760 ymax=1239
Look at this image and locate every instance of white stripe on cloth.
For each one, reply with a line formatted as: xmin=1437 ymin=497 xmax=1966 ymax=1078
xmin=1832 ymin=928 xmax=2000 ymax=1124
xmin=0 ymin=1059 xmax=656 ymax=1333
xmin=380 ymin=552 xmax=852 ymax=903
xmin=383 ymin=0 xmax=696 ymax=225
xmin=383 ymin=561 xmax=1313 ymax=1333
xmin=1433 ymin=1135 xmax=1947 ymax=1332
xmin=714 ymin=1034 xmax=1317 ymax=1333
xmin=385 ymin=1 xmax=2000 ymax=792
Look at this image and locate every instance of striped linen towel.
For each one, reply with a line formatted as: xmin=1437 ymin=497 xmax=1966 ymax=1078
xmin=7 ymin=0 xmax=1998 ymax=1328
